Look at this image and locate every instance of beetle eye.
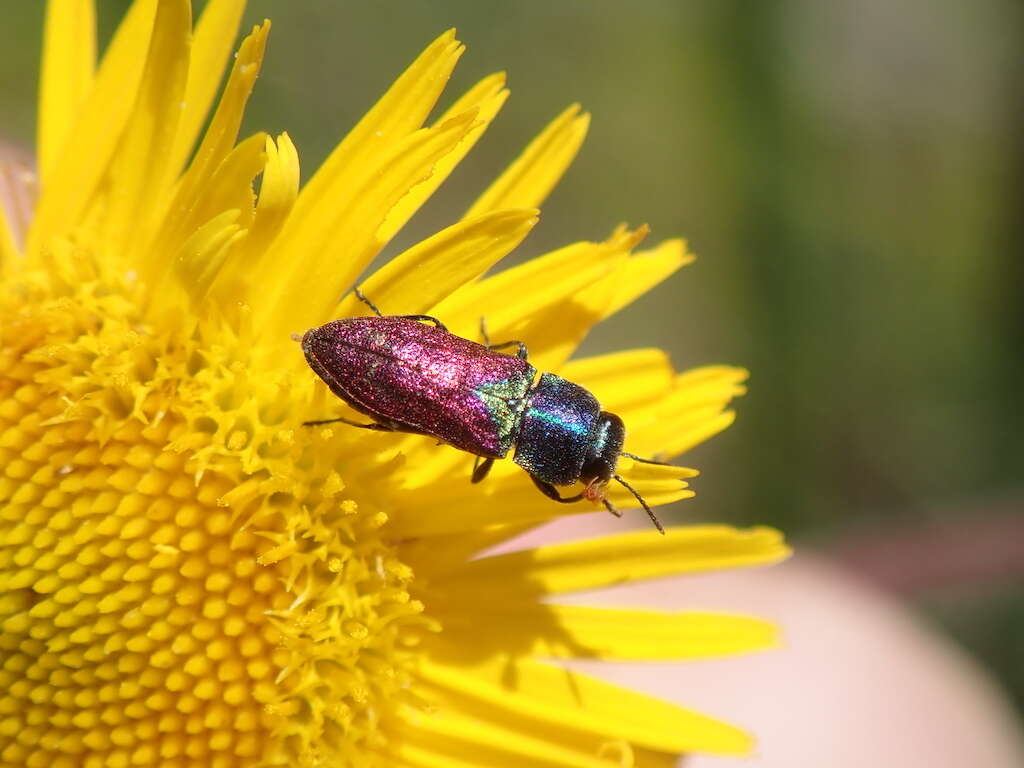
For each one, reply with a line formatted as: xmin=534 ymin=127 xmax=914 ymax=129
xmin=580 ymin=411 xmax=625 ymax=484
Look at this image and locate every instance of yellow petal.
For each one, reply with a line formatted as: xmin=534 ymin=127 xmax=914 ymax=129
xmin=259 ymin=110 xmax=482 ymax=344
xmin=677 ymin=364 xmax=750 ymax=390
xmin=173 ymin=21 xmax=269 ymax=204
xmin=389 ymin=702 xmax=628 ymax=768
xmin=175 ymin=210 xmax=245 ymax=303
xmin=241 ymin=132 xmax=301 ymax=268
xmin=399 ymin=524 xmax=541 ymax=582
xmin=37 ymin=0 xmax=95 ymax=182
xmin=383 ymin=740 xmax=507 ymax=768
xmin=619 ymin=366 xmax=748 ymax=458
xmin=137 ymin=22 xmax=270 ymax=285
xmin=466 ymin=104 xmax=590 ymax=218
xmin=633 ymin=752 xmax=679 ymax=768
xmin=376 ymin=74 xmax=509 ymax=245
xmin=419 ymin=657 xmax=753 ymax=755
xmin=168 ymin=131 xmax=266 ymax=250
xmin=382 ymin=741 xmax=493 ymax=768
xmin=152 ymin=131 xmax=269 ymax=309
xmin=658 ymin=409 xmax=736 ymax=458
xmin=597 ymin=238 xmax=694 ymax=322
xmin=436 ymin=526 xmax=789 ymax=596
xmin=386 ymin=724 xmax=676 ymax=768
xmin=295 ymin=30 xmax=463 ymax=213
xmin=167 ymin=0 xmax=248 ymax=175
xmin=540 ymin=237 xmax=694 ymax=371
xmin=94 ymin=0 xmax=193 ymax=254
xmin=338 ymin=209 xmax=539 ymax=317
xmin=26 ymin=0 xmax=158 ymax=259
xmin=432 ymin=604 xmax=778 ymax=660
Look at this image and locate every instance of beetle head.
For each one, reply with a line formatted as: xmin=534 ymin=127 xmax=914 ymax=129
xmin=580 ymin=411 xmax=625 ymax=491
xmin=581 ymin=411 xmax=665 ymax=534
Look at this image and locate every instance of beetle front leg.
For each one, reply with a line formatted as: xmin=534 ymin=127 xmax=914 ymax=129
xmin=398 ymin=314 xmax=448 ymax=331
xmin=530 ymin=476 xmax=584 ymax=503
xmin=354 ymin=287 xmax=384 ymax=317
xmin=353 ymin=288 xmax=448 ymax=331
xmin=488 ymin=339 xmax=529 ymax=360
xmin=471 ymin=456 xmax=495 ymax=484
xmin=479 ymin=317 xmax=529 ymax=359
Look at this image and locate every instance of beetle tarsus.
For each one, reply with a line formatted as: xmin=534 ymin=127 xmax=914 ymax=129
xmin=471 ymin=456 xmax=494 ymax=484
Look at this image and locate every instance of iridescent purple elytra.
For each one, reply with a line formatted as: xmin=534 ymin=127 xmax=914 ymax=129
xmin=303 ymin=317 xmax=534 ymax=458
xmin=301 ymin=294 xmax=667 ymax=532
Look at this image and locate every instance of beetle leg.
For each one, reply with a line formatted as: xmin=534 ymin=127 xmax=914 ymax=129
xmin=530 ymin=476 xmax=584 ymax=504
xmin=303 ymin=415 xmax=394 ymax=432
xmin=601 ymin=498 xmax=624 ymax=518
xmin=471 ymin=456 xmax=495 ymax=484
xmin=397 ymin=314 xmax=449 ymax=331
xmin=479 ymin=317 xmax=529 ymax=359
xmin=354 ymin=287 xmax=384 ymax=317
xmin=352 ymin=288 xmax=445 ymax=330
xmin=488 ymin=340 xmax=529 ymax=360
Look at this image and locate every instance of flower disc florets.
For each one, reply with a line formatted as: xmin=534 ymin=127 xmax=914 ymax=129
xmin=0 ymin=259 xmax=429 ymax=766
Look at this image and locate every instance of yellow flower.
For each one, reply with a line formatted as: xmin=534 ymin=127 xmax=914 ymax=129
xmin=0 ymin=2 xmax=789 ymax=766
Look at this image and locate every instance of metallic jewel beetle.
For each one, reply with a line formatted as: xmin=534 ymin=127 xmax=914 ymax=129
xmin=301 ymin=290 xmax=666 ymax=532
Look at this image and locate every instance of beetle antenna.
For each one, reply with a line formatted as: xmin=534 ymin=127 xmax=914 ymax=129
xmin=621 ymin=451 xmax=670 ymax=466
xmin=354 ymin=287 xmax=383 ymax=317
xmin=613 ymin=474 xmax=665 ymax=534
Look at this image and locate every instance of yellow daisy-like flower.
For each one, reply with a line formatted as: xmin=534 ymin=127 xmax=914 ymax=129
xmin=0 ymin=2 xmax=789 ymax=766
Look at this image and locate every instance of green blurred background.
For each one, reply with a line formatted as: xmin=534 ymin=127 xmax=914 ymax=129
xmin=2 ymin=0 xmax=1021 ymax=724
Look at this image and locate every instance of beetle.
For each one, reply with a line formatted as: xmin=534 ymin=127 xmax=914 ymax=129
xmin=301 ymin=290 xmax=667 ymax=533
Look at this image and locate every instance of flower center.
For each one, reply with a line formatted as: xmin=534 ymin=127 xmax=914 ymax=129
xmin=0 ymin=273 xmax=429 ymax=766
